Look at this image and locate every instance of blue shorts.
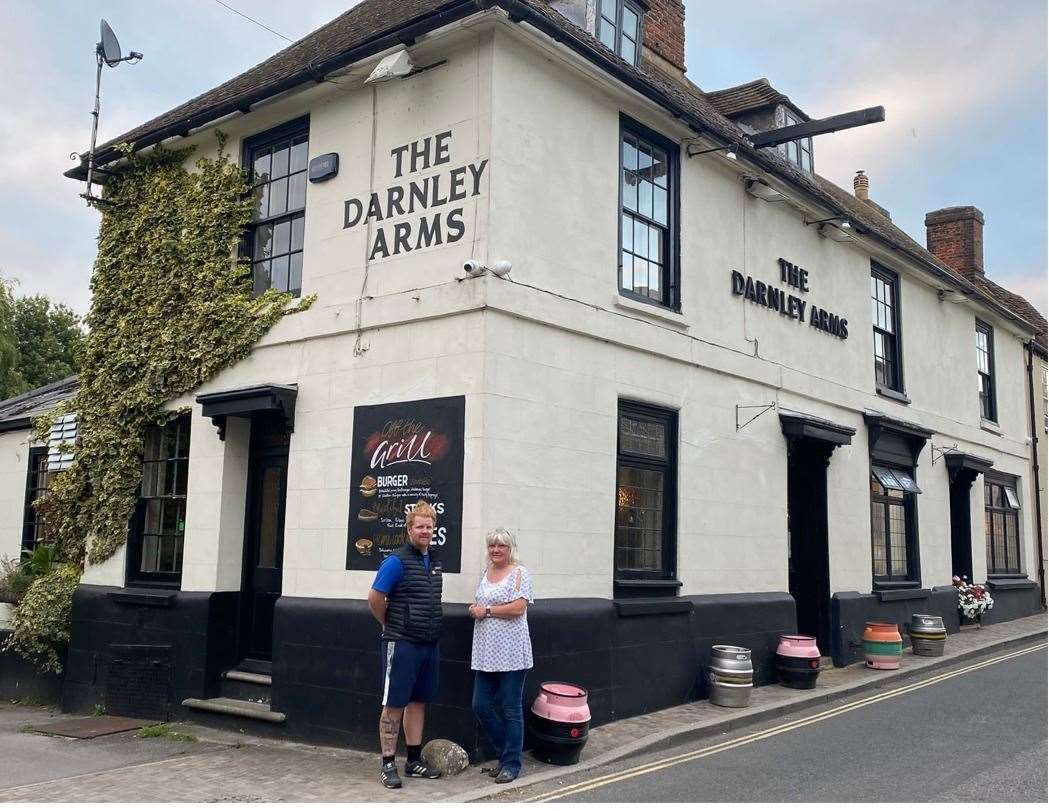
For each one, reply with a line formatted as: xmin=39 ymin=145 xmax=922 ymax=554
xmin=380 ymin=639 xmax=440 ymax=708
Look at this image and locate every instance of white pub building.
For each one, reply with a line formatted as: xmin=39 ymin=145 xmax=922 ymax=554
xmin=1 ymin=0 xmax=1044 ymax=750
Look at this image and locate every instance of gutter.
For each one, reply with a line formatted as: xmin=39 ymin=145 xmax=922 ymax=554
xmin=481 ymin=0 xmax=1038 ymax=338
xmin=65 ymin=0 xmax=488 ymax=181
xmin=0 ymin=417 xmax=33 ymax=434
xmin=1025 ymin=343 xmax=1047 ymax=607
xmin=62 ymin=0 xmax=1037 ymax=339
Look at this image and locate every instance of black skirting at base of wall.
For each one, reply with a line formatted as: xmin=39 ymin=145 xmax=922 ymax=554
xmin=984 ymin=579 xmax=1042 ymax=624
xmin=830 ymin=587 xmax=962 ymax=667
xmin=271 ymin=591 xmax=797 ymax=757
xmin=60 ymin=585 xmax=239 ymax=718
xmin=0 ymin=630 xmax=64 ymax=705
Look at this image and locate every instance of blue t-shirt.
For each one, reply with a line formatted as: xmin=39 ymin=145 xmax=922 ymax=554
xmin=371 ymin=551 xmax=430 ymax=593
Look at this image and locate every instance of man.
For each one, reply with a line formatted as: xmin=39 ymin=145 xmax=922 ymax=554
xmin=368 ymin=499 xmax=444 ymax=789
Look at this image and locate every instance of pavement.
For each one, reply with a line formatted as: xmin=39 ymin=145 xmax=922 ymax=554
xmin=0 ymin=612 xmax=1044 ymax=802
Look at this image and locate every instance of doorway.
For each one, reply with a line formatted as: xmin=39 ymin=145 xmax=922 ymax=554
xmin=239 ymin=412 xmax=290 ymax=664
xmin=786 ymin=440 xmax=834 ymax=651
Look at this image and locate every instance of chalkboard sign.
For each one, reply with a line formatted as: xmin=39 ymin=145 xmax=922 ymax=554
xmin=345 ymin=395 xmax=465 ymax=572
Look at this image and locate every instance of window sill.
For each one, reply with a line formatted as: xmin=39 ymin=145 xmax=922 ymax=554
xmin=614 ymin=597 xmax=692 ymax=617
xmin=613 ymin=578 xmax=682 ymax=600
xmin=986 ymin=576 xmax=1036 ymax=590
xmin=876 ymin=385 xmax=911 ymax=405
xmin=108 ymin=587 xmax=178 ymax=607
xmin=872 ymin=582 xmax=925 ymax=601
xmin=613 ymin=295 xmax=690 ymax=329
xmin=980 ymin=419 xmax=1003 ymax=436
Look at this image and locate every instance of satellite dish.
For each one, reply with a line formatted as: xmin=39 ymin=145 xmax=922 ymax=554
xmin=99 ymin=19 xmax=123 ymax=67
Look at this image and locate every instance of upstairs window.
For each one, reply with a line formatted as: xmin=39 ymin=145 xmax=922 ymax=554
xmin=985 ymin=478 xmax=1021 ymax=575
xmin=976 ymin=320 xmax=997 ymax=422
xmin=620 ymin=119 xmax=678 ymax=309
xmin=598 ymin=0 xmax=643 ymax=66
xmin=127 ymin=414 xmax=191 ymax=586
xmin=871 ymin=265 xmax=904 ymax=395
xmin=244 ymin=118 xmax=309 ymax=297
xmin=779 ymin=110 xmax=813 ymax=173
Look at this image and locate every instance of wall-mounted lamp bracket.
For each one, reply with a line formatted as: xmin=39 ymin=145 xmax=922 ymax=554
xmin=736 ymin=402 xmax=777 ymax=432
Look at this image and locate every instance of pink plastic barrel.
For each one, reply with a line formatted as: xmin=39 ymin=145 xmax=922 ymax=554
xmin=530 ymin=682 xmax=591 ymax=724
xmin=776 ymin=635 xmax=820 ymax=658
xmin=528 ymin=682 xmax=591 ymax=765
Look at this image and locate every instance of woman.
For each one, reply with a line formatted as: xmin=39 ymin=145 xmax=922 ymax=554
xmin=468 ymin=527 xmax=534 ymax=784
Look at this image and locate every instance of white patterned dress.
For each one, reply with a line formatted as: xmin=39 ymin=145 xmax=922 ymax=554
xmin=471 ymin=566 xmax=534 ymax=672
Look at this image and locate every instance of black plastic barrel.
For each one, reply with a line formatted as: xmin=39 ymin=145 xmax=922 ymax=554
xmin=527 ymin=711 xmax=590 ymax=765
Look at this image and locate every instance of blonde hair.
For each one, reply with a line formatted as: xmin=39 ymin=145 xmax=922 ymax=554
xmin=405 ymin=500 xmax=437 ymax=530
xmin=485 ymin=527 xmax=519 ymax=564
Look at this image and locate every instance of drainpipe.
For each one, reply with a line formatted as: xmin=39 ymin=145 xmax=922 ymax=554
xmin=1026 ymin=342 xmax=1046 ymax=607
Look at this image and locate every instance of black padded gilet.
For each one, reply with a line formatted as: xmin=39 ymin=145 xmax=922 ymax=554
xmin=384 ymin=544 xmax=443 ymax=643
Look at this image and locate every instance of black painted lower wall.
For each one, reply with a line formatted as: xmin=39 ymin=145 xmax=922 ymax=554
xmin=984 ymin=579 xmax=1042 ymax=625
xmin=60 ymin=586 xmax=239 ymax=718
xmin=0 ymin=630 xmax=64 ymax=705
xmin=270 ymin=592 xmax=797 ymax=756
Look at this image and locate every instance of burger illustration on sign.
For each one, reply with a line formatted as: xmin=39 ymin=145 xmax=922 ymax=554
xmin=360 ymin=475 xmax=377 ymax=498
xmin=355 ymin=538 xmax=373 ymax=556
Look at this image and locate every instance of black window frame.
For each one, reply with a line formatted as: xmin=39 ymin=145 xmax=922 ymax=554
xmin=869 ymin=463 xmax=920 ymax=587
xmin=21 ymin=446 xmax=54 ymax=554
xmin=871 ymin=264 xmax=906 ymax=398
xmin=618 ymin=115 xmax=680 ymax=312
xmin=125 ymin=413 xmax=192 ymax=588
xmin=241 ymin=116 xmax=310 ymax=297
xmin=597 ymin=0 xmax=644 ymax=66
xmin=976 ymin=319 xmax=997 ymax=422
xmin=614 ymin=400 xmax=678 ymax=583
xmin=984 ymin=475 xmax=1022 ymax=576
xmin=779 ymin=110 xmax=813 ymax=173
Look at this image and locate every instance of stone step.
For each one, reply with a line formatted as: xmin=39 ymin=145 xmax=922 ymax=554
xmin=223 ymin=670 xmax=272 ymax=686
xmin=181 ymin=697 xmax=285 ymax=724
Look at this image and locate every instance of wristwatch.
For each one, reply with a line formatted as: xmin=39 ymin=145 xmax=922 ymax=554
xmin=485 ymin=606 xmax=492 ymax=619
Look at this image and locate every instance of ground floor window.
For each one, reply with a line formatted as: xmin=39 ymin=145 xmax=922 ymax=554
xmin=127 ymin=413 xmax=191 ymax=586
xmin=870 ymin=464 xmax=920 ymax=584
xmin=985 ymin=477 xmax=1021 ymax=575
xmin=22 ymin=447 xmax=54 ymax=553
xmin=615 ymin=401 xmax=677 ymax=579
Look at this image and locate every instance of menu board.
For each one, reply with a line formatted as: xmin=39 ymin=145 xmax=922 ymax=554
xmin=345 ymin=395 xmax=464 ymax=572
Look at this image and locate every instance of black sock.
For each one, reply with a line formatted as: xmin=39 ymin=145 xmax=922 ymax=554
xmin=382 ymin=755 xmax=395 ymax=767
xmin=406 ymin=744 xmax=421 ymax=763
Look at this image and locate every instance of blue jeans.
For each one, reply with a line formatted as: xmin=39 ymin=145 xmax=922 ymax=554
xmin=472 ymin=669 xmax=528 ymax=776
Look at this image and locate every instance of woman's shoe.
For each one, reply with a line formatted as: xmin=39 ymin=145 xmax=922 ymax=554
xmin=494 ymin=768 xmax=518 ymax=784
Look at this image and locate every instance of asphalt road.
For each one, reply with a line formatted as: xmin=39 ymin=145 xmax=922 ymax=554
xmin=534 ymin=643 xmax=1047 ymax=803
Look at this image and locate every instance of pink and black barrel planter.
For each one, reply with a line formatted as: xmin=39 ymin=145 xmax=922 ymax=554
xmin=527 ymin=682 xmax=591 ymax=766
xmin=775 ymin=634 xmax=821 ymax=689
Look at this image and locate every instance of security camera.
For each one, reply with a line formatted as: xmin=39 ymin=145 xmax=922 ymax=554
xmin=463 ymin=260 xmax=486 ymax=277
xmin=489 ymin=260 xmax=512 ymax=278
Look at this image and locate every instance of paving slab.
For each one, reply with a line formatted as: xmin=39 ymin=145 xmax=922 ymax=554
xmin=30 ymin=715 xmax=149 ymax=739
xmin=0 ymin=612 xmax=1042 ymax=802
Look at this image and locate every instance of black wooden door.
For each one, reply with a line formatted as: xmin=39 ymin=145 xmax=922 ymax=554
xmin=787 ymin=441 xmax=832 ymax=651
xmin=240 ymin=414 xmax=289 ymax=662
xmin=949 ymin=477 xmax=975 ymax=583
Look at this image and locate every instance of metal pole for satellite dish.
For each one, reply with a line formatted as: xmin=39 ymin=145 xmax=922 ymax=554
xmin=83 ymin=47 xmax=104 ymax=204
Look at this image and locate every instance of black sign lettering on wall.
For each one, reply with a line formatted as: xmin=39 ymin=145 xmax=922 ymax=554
xmin=342 ymin=130 xmax=487 ymax=261
xmin=346 ymin=395 xmax=465 ymax=572
xmin=730 ymin=257 xmax=849 ymax=340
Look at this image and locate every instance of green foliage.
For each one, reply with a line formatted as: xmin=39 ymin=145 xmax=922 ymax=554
xmin=2 ymin=564 xmax=81 ymax=673
xmin=93 ymin=704 xmax=106 ymax=716
xmin=136 ymin=723 xmax=196 ymax=742
xmin=0 ymin=544 xmax=56 ymax=604
xmin=8 ymin=135 xmax=312 ymax=671
xmin=0 ymin=278 xmax=20 ymax=399
xmin=13 ymin=295 xmax=83 ymax=392
xmin=34 ymin=138 xmax=309 ymax=567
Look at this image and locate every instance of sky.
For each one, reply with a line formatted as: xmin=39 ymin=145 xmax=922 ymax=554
xmin=0 ymin=0 xmax=1045 ymax=318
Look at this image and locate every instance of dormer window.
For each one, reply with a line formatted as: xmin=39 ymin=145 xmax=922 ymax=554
xmin=779 ymin=110 xmax=813 ymax=173
xmin=598 ymin=0 xmax=643 ymax=66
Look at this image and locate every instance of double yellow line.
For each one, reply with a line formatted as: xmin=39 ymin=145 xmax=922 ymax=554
xmin=526 ymin=642 xmax=1047 ymax=802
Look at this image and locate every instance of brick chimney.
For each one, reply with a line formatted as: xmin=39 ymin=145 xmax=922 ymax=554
xmin=642 ymin=0 xmax=686 ymax=75
xmin=853 ymin=170 xmax=869 ymax=200
xmin=925 ymin=206 xmax=984 ymax=279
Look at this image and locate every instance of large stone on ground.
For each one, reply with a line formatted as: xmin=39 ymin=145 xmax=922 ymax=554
xmin=422 ymin=739 xmax=469 ymax=775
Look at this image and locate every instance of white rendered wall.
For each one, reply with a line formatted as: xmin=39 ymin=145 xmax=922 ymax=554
xmin=0 ymin=431 xmax=31 ymax=566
